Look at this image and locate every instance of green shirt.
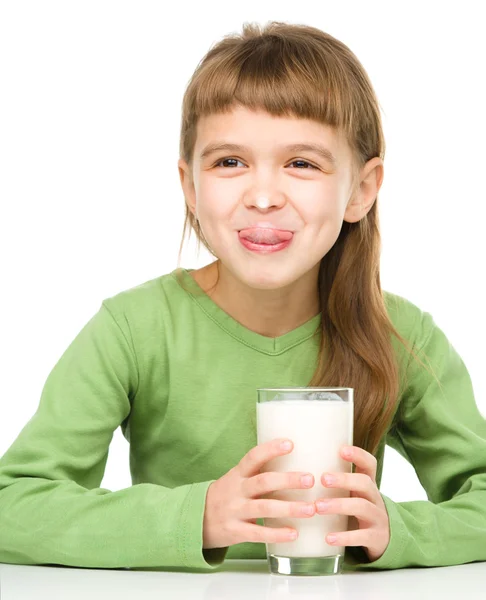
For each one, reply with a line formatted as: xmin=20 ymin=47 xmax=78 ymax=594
xmin=0 ymin=267 xmax=485 ymax=571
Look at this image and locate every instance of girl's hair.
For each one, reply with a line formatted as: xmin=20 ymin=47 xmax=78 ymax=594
xmin=176 ymin=21 xmax=439 ymax=457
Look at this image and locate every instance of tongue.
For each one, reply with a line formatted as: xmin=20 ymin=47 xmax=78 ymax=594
xmin=239 ymin=228 xmax=293 ymax=245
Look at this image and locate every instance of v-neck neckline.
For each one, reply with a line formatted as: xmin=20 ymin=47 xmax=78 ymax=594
xmin=171 ymin=267 xmax=321 ymax=355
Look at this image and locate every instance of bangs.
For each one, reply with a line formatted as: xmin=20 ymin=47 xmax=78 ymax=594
xmin=187 ymin=35 xmax=357 ymax=141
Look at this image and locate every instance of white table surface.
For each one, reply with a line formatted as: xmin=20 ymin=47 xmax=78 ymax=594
xmin=1 ymin=559 xmax=485 ymax=599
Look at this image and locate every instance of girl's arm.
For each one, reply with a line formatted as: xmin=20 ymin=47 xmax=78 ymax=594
xmin=0 ymin=301 xmax=223 ymax=570
xmin=349 ymin=308 xmax=486 ymax=570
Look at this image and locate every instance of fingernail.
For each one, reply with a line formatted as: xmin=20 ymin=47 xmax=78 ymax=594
xmin=324 ymin=474 xmax=336 ymax=485
xmin=301 ymin=475 xmax=313 ymax=487
xmin=342 ymin=447 xmax=352 ymax=458
xmin=280 ymin=441 xmax=292 ymax=450
xmin=302 ymin=504 xmax=315 ymax=515
xmin=317 ymin=500 xmax=331 ymax=512
xmin=327 ymin=535 xmax=337 ymax=544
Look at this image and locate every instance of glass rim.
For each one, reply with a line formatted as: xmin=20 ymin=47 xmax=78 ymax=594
xmin=256 ymin=387 xmax=353 ymax=392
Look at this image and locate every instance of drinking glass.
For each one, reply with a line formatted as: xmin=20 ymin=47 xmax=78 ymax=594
xmin=256 ymin=387 xmax=354 ymax=576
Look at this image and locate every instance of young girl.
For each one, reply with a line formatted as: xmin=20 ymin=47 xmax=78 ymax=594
xmin=0 ymin=21 xmax=485 ymax=573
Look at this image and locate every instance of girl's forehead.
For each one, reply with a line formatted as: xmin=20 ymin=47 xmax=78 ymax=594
xmin=198 ymin=107 xmax=341 ymax=142
xmin=195 ymin=108 xmax=347 ymax=163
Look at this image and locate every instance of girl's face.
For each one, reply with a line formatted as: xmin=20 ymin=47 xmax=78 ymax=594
xmin=178 ymin=105 xmax=382 ymax=290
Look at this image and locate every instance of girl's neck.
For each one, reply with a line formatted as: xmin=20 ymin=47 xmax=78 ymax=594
xmin=189 ymin=260 xmax=321 ymax=338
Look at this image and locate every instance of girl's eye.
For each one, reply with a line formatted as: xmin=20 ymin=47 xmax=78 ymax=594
xmin=214 ymin=158 xmax=318 ymax=169
xmin=214 ymin=158 xmax=245 ymax=168
xmin=288 ymin=160 xmax=318 ymax=170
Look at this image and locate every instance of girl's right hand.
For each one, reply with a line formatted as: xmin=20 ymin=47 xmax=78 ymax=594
xmin=202 ymin=438 xmax=316 ymax=550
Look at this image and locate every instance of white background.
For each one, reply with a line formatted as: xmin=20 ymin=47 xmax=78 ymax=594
xmin=1 ymin=1 xmax=484 ymax=504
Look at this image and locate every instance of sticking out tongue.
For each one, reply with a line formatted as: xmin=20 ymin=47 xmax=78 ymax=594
xmin=239 ymin=228 xmax=293 ymax=245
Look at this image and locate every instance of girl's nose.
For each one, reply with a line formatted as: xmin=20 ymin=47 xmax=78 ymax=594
xmin=256 ymin=196 xmax=271 ymax=209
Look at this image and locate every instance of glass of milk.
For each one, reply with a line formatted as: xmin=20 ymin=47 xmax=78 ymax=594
xmin=256 ymin=387 xmax=354 ymax=576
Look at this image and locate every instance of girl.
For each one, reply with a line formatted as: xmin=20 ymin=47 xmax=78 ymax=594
xmin=0 ymin=21 xmax=485 ymax=572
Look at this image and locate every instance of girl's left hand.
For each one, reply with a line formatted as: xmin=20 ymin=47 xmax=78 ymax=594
xmin=316 ymin=445 xmax=390 ymax=562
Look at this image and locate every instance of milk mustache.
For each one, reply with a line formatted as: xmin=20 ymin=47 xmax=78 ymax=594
xmin=256 ymin=392 xmax=354 ymax=558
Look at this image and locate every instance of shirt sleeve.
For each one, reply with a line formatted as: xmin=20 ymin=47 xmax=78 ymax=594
xmin=346 ymin=309 xmax=486 ymax=570
xmin=0 ymin=300 xmax=226 ymax=570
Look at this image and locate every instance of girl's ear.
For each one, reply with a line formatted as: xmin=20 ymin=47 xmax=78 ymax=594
xmin=178 ymin=158 xmax=197 ymax=217
xmin=343 ymin=157 xmax=384 ymax=223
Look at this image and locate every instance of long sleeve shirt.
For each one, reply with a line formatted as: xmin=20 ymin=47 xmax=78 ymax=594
xmin=0 ymin=267 xmax=485 ymax=571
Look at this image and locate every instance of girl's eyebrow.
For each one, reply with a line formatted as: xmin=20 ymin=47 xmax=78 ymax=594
xmin=200 ymin=141 xmax=337 ymax=167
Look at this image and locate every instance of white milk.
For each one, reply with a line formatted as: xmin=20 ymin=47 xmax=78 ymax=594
xmin=256 ymin=399 xmax=353 ymax=558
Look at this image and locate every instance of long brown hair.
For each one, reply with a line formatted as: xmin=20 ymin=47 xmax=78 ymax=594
xmin=175 ymin=21 xmax=438 ymax=456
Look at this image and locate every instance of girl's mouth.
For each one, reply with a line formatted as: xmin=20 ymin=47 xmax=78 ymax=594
xmin=238 ymin=233 xmax=293 ymax=253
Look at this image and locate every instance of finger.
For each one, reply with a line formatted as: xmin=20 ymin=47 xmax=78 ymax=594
xmin=245 ymin=470 xmax=314 ymax=498
xmin=242 ymin=498 xmax=316 ymax=520
xmin=316 ymin=497 xmax=380 ymax=522
xmin=240 ymin=522 xmax=299 ymax=544
xmin=326 ymin=527 xmax=371 ymax=548
xmin=238 ymin=439 xmax=293 ymax=479
xmin=321 ymin=472 xmax=381 ymax=504
xmin=341 ymin=446 xmax=377 ymax=482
